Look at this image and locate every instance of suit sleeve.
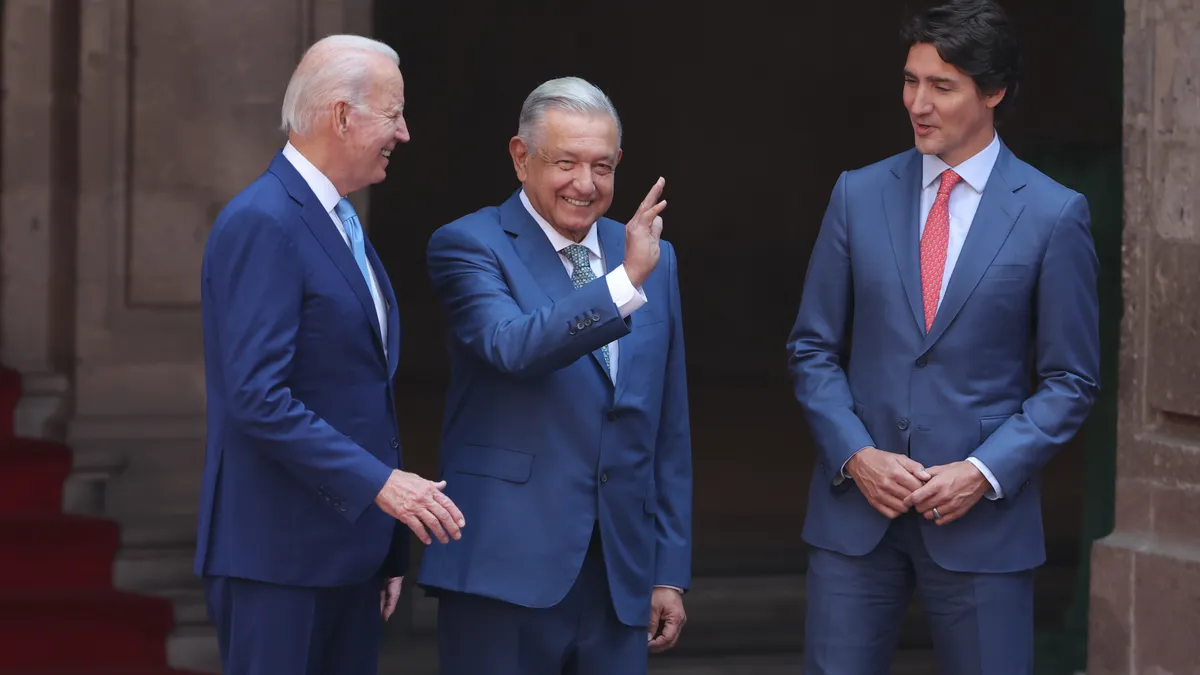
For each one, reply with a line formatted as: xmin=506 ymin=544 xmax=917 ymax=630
xmin=426 ymin=224 xmax=631 ymax=377
xmin=786 ymin=172 xmax=877 ymax=484
xmin=652 ymin=242 xmax=693 ymax=591
xmin=208 ymin=208 xmax=392 ymax=523
xmin=970 ymin=192 xmax=1100 ymax=498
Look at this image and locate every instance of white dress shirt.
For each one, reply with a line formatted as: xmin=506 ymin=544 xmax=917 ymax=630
xmin=282 ymin=143 xmax=388 ymax=356
xmin=918 ymin=132 xmax=1004 ymax=500
xmin=518 ymin=190 xmax=647 ymax=383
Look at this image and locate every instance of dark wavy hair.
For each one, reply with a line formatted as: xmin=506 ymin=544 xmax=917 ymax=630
xmin=901 ymin=0 xmax=1021 ymax=119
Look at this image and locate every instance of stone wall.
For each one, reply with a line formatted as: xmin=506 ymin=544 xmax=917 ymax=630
xmin=1088 ymin=0 xmax=1200 ymax=672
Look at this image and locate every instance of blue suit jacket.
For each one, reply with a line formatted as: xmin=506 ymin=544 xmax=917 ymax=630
xmin=194 ymin=152 xmax=409 ymax=586
xmin=787 ymin=144 xmax=1100 ymax=573
xmin=416 ymin=192 xmax=693 ymax=627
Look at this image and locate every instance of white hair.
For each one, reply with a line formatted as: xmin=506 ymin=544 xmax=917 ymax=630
xmin=280 ymin=34 xmax=399 ymax=136
xmin=517 ymin=76 xmax=622 ymax=151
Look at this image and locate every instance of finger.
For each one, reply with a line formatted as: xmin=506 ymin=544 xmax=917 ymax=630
xmin=904 ymin=481 xmax=937 ymax=509
xmin=650 ymin=214 xmax=664 ymax=239
xmin=935 ymin=507 xmax=964 ymax=526
xmin=650 ymin=614 xmax=682 ymax=653
xmin=401 ymin=514 xmax=432 ymax=545
xmin=380 ymin=589 xmax=386 ymax=617
xmin=384 ymin=588 xmax=400 ymax=620
xmin=417 ymin=507 xmax=450 ymax=544
xmin=638 ymin=177 xmax=666 ymax=214
xmin=425 ymin=497 xmax=462 ymax=540
xmin=897 ymin=456 xmax=932 ymax=482
xmin=889 ymin=470 xmax=925 ymax=494
xmin=646 ymin=199 xmax=668 ymax=222
xmin=647 ymin=604 xmax=662 ymax=643
xmin=871 ymin=497 xmax=904 ymax=519
xmin=433 ymin=490 xmax=466 ymax=528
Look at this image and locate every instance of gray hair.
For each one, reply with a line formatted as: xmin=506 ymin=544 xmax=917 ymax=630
xmin=280 ymin=34 xmax=399 ymax=136
xmin=517 ymin=76 xmax=622 ymax=151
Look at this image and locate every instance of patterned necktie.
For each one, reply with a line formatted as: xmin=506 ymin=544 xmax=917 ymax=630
xmin=561 ymin=244 xmax=610 ymax=373
xmin=919 ymin=169 xmax=962 ymax=332
xmin=333 ymin=198 xmax=382 ymax=326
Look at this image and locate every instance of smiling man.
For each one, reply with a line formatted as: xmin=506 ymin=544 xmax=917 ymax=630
xmin=196 ymin=34 xmax=465 ymax=675
xmin=418 ymin=76 xmax=693 ymax=675
xmin=785 ymin=1 xmax=1100 ymax=673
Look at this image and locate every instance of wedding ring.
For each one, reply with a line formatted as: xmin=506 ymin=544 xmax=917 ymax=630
xmin=932 ymin=507 xmax=942 ymax=520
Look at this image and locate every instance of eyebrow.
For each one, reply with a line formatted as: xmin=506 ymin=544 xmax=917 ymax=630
xmin=903 ymin=70 xmax=957 ymax=85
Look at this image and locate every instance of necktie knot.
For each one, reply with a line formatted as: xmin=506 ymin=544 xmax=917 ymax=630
xmin=561 ymin=244 xmax=591 ymax=270
xmin=334 ymin=197 xmax=357 ymax=223
xmin=937 ymin=169 xmax=962 ymax=197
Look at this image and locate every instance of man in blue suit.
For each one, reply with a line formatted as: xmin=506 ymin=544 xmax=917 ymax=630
xmin=786 ymin=2 xmax=1100 ymax=673
xmin=195 ymin=35 xmax=464 ymax=675
xmin=418 ymin=76 xmax=693 ymax=674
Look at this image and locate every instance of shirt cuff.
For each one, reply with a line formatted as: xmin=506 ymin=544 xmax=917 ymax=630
xmin=606 ymin=264 xmax=648 ymax=318
xmin=655 ymin=585 xmax=684 ymax=594
xmin=835 ymin=446 xmax=871 ymax=485
xmin=965 ymin=457 xmax=1003 ymax=500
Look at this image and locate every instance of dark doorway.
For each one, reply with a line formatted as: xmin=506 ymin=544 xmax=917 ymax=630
xmin=369 ymin=0 xmax=1121 ymax=667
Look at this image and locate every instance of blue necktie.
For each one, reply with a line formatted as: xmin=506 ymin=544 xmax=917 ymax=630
xmin=561 ymin=244 xmax=610 ymax=374
xmin=333 ymin=198 xmax=378 ymax=305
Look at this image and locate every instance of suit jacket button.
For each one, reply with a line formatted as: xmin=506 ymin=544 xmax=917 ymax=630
xmin=391 ymin=438 xmax=399 ymax=449
xmin=600 ymin=472 xmax=608 ymax=484
xmin=897 ymin=419 xmax=909 ymax=431
xmin=591 ymin=314 xmax=600 ymax=322
xmin=606 ymin=411 xmax=618 ymax=422
xmin=916 ymin=356 xmax=927 ymax=367
xmin=576 ymin=321 xmax=586 ymax=330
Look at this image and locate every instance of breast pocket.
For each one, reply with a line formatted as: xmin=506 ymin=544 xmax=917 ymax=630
xmin=450 ymin=445 xmax=534 ymax=484
xmin=976 ymin=263 xmax=1032 ymax=296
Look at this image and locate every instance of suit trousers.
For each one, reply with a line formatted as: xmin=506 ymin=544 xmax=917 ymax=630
xmin=804 ymin=510 xmax=1034 ymax=675
xmin=203 ymin=574 xmax=381 ymax=675
xmin=436 ymin=524 xmax=647 ymax=675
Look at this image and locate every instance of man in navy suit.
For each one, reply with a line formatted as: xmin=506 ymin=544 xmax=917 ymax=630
xmin=417 ymin=76 xmax=693 ymax=674
xmin=195 ymin=35 xmax=464 ymax=675
xmin=787 ymin=2 xmax=1100 ymax=673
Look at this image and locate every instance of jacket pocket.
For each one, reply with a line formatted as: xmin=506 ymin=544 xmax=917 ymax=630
xmin=451 ymin=445 xmax=534 ymax=484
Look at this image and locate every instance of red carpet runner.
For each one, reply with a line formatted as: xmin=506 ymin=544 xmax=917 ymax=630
xmin=0 ymin=366 xmax=204 ymax=674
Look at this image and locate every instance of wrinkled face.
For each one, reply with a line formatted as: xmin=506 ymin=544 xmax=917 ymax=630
xmin=337 ymin=56 xmax=410 ymax=192
xmin=510 ymin=109 xmax=622 ymax=242
xmin=903 ymin=42 xmax=1005 ymax=167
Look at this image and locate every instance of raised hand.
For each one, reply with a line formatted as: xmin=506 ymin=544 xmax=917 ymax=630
xmin=624 ymin=177 xmax=668 ymax=287
xmin=374 ymin=470 xmax=465 ymax=545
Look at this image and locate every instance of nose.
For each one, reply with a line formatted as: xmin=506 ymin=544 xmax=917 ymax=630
xmin=910 ymin=85 xmax=934 ymax=115
xmin=394 ymin=116 xmax=410 ymax=143
xmin=571 ymin=165 xmax=597 ymax=195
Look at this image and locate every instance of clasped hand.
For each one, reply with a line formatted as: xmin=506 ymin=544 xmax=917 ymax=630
xmin=845 ymin=448 xmax=990 ymax=525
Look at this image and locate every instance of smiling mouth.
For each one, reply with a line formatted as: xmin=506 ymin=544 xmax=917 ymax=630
xmin=562 ymin=196 xmax=592 ymax=207
xmin=381 ymin=148 xmax=392 ymax=159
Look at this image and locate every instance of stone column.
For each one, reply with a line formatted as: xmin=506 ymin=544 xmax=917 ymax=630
xmin=69 ymin=2 xmax=373 ymax=671
xmin=0 ymin=1 xmax=78 ymax=440
xmin=1088 ymin=0 xmax=1200 ymax=672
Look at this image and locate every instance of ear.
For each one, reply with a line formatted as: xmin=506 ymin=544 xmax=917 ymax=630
xmin=333 ymin=100 xmax=352 ymax=138
xmin=509 ymin=136 xmax=530 ymax=183
xmin=614 ymin=147 xmax=623 ymax=167
xmin=983 ymin=86 xmax=1007 ymax=110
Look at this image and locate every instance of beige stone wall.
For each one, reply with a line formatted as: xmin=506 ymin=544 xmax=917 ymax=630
xmin=1 ymin=1 xmax=372 ymax=671
xmin=1088 ymin=0 xmax=1200 ymax=672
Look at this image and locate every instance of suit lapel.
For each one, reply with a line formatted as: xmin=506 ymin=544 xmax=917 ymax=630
xmin=921 ymin=146 xmax=1027 ymax=351
xmin=270 ymin=153 xmax=387 ymax=365
xmin=365 ymin=239 xmax=401 ymax=377
xmin=501 ymin=193 xmax=576 ymax=303
xmin=883 ymin=151 xmax=928 ymax=334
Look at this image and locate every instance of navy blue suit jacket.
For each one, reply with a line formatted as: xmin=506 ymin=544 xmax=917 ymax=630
xmin=416 ymin=192 xmax=693 ymax=627
xmin=787 ymin=144 xmax=1100 ymax=573
xmin=194 ymin=152 xmax=408 ymax=586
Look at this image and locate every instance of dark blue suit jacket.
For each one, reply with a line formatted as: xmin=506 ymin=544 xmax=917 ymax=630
xmin=416 ymin=192 xmax=693 ymax=627
xmin=194 ymin=152 xmax=409 ymax=586
xmin=787 ymin=144 xmax=1100 ymax=573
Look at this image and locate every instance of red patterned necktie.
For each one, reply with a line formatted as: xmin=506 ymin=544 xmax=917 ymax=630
xmin=919 ymin=169 xmax=962 ymax=331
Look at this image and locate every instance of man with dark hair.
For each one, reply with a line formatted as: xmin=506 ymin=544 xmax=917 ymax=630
xmin=786 ymin=1 xmax=1099 ymax=672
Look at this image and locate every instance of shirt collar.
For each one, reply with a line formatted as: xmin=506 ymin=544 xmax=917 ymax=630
xmin=921 ymin=131 xmax=1001 ymax=193
xmin=282 ymin=142 xmax=343 ymax=213
xmin=519 ymin=189 xmax=601 ymax=259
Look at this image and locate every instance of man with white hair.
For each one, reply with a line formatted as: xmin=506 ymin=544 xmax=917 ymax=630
xmin=194 ymin=34 xmax=464 ymax=675
xmin=417 ymin=76 xmax=693 ymax=674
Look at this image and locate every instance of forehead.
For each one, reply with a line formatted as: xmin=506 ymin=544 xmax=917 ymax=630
xmin=364 ymin=57 xmax=405 ymax=104
xmin=904 ymin=43 xmax=967 ymax=80
xmin=538 ymin=109 xmax=619 ymax=157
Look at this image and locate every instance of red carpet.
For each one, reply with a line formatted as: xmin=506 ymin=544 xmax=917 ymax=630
xmin=0 ymin=366 xmax=204 ymax=674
